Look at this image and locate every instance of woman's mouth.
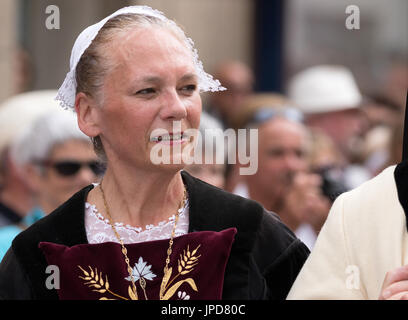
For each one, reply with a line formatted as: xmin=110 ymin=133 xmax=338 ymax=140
xmin=150 ymin=132 xmax=188 ymax=145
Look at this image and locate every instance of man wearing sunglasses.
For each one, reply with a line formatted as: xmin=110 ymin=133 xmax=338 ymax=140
xmin=0 ymin=111 xmax=104 ymax=260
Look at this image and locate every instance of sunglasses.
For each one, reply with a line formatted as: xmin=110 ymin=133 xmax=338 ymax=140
xmin=36 ymin=160 xmax=105 ymax=177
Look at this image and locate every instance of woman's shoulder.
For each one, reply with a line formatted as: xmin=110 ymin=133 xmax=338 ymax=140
xmin=1 ymin=185 xmax=93 ymax=300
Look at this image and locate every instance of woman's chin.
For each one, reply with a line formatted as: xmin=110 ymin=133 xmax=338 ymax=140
xmin=147 ymin=152 xmax=186 ymax=170
xmin=148 ymin=143 xmax=196 ymax=170
xmin=150 ymin=161 xmax=187 ymax=174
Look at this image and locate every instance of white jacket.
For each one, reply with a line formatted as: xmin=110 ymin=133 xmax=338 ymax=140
xmin=287 ymin=165 xmax=408 ymax=299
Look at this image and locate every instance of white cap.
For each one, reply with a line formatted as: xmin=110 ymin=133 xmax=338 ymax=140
xmin=288 ymin=65 xmax=362 ymax=114
xmin=56 ymin=5 xmax=225 ymax=110
xmin=0 ymin=90 xmax=62 ymax=155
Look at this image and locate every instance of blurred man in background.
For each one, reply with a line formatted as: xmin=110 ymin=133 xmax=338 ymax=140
xmin=233 ymin=104 xmax=331 ymax=249
xmin=359 ymin=95 xmax=403 ymax=176
xmin=382 ymin=57 xmax=408 ymax=110
xmin=206 ymin=60 xmax=255 ymax=129
xmin=288 ymin=65 xmax=371 ymax=189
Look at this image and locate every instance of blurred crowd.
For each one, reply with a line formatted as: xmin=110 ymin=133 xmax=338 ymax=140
xmin=192 ymin=59 xmax=406 ymax=250
xmin=0 ymin=56 xmax=406 ymax=259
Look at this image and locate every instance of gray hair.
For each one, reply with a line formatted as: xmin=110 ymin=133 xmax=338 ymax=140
xmin=11 ymin=110 xmax=91 ymax=167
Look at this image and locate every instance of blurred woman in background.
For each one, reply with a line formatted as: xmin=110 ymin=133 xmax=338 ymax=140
xmin=0 ymin=111 xmax=103 ymax=260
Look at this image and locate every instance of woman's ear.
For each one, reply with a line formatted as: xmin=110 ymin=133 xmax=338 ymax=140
xmin=75 ymin=92 xmax=101 ymax=138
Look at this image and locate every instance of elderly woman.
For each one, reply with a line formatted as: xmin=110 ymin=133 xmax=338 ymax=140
xmin=0 ymin=6 xmax=308 ymax=300
xmin=0 ymin=110 xmax=103 ymax=260
xmin=0 ymin=90 xmax=58 ymax=228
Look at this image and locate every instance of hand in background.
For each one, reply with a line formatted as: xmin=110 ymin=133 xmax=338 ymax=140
xmin=279 ymin=172 xmax=329 ymax=229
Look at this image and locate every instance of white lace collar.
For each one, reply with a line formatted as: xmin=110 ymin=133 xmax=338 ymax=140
xmin=85 ymin=200 xmax=188 ymax=233
xmin=84 ymin=200 xmax=190 ymax=244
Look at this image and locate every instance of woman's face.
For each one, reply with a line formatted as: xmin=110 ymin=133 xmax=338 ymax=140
xmin=94 ymin=27 xmax=202 ymax=171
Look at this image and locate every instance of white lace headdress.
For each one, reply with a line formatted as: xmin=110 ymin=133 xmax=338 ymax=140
xmin=56 ymin=5 xmax=225 ymax=110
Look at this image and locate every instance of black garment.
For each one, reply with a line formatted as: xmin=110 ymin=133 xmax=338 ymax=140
xmin=394 ymin=162 xmax=408 ymax=232
xmin=0 ymin=171 xmax=309 ymax=300
xmin=0 ymin=202 xmax=23 ymax=227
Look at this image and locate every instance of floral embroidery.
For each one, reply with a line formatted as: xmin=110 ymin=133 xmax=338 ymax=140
xmin=77 ymin=244 xmax=201 ymax=300
xmin=125 ymin=257 xmax=157 ymax=282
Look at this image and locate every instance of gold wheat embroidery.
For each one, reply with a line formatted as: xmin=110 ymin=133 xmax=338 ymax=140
xmin=159 ymin=244 xmax=201 ymax=300
xmin=77 ymin=243 xmax=201 ymax=300
xmin=77 ymin=265 xmax=137 ymax=300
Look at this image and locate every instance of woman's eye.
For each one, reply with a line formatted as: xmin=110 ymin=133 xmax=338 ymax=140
xmin=179 ymin=84 xmax=197 ymax=93
xmin=135 ymin=88 xmax=156 ymax=95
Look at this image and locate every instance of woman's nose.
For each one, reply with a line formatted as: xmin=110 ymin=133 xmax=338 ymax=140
xmin=160 ymin=90 xmax=188 ymax=120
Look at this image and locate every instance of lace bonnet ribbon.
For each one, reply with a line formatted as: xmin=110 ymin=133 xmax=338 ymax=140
xmin=56 ymin=5 xmax=225 ymax=110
